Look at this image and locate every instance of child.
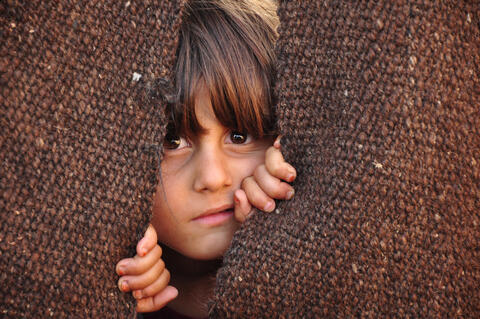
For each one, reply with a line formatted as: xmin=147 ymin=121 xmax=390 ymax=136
xmin=116 ymin=0 xmax=295 ymax=317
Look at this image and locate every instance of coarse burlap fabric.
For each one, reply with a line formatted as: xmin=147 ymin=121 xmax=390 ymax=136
xmin=210 ymin=0 xmax=480 ymax=318
xmin=1 ymin=0 xmax=182 ymax=317
xmin=1 ymin=0 xmax=479 ymax=318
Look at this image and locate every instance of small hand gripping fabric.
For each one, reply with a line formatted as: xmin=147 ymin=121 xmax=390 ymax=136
xmin=0 ymin=0 xmax=182 ymax=317
xmin=210 ymin=1 xmax=480 ymax=318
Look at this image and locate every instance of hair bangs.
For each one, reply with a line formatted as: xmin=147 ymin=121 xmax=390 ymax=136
xmin=170 ymin=0 xmax=278 ymax=139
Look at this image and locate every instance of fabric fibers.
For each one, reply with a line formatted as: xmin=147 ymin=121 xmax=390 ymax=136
xmin=1 ymin=0 xmax=182 ymax=317
xmin=210 ymin=1 xmax=480 ymax=318
xmin=1 ymin=0 xmax=479 ymax=318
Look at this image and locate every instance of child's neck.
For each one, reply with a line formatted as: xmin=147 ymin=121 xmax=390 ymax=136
xmin=162 ymin=246 xmax=221 ymax=318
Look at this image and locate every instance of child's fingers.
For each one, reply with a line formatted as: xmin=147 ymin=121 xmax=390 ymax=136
xmin=133 ymin=268 xmax=171 ymax=299
xmin=116 ymin=245 xmax=162 ymax=276
xmin=253 ymin=164 xmax=294 ymax=200
xmin=115 ymin=257 xmax=132 ymax=276
xmin=118 ymin=257 xmax=165 ymax=292
xmin=136 ymin=224 xmax=158 ymax=257
xmin=265 ymin=146 xmax=296 ymax=183
xmin=136 ymin=285 xmax=178 ymax=313
xmin=233 ymin=189 xmax=253 ymax=223
xmin=241 ymin=176 xmax=275 ymax=212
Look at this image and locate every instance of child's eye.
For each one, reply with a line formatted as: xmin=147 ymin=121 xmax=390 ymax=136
xmin=164 ymin=133 xmax=189 ymax=150
xmin=227 ymin=131 xmax=252 ymax=144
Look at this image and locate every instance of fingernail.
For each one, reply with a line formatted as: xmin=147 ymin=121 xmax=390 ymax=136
xmin=133 ymin=290 xmax=143 ymax=299
xmin=286 ymin=174 xmax=295 ymax=182
xmin=117 ymin=265 xmax=125 ymax=276
xmin=119 ymin=280 xmax=129 ymax=292
xmin=274 ymin=139 xmax=281 ymax=148
xmin=286 ymin=189 xmax=295 ymax=200
xmin=264 ymin=201 xmax=274 ymax=212
xmin=138 ymin=239 xmax=148 ymax=256
xmin=234 ymin=195 xmax=240 ymax=205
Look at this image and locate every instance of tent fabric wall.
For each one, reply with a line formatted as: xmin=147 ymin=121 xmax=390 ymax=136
xmin=1 ymin=1 xmax=182 ymax=317
xmin=1 ymin=0 xmax=479 ymax=318
xmin=210 ymin=1 xmax=480 ymax=317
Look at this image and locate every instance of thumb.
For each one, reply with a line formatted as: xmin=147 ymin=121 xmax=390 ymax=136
xmin=136 ymin=285 xmax=178 ymax=313
xmin=234 ymin=189 xmax=253 ymax=223
xmin=273 ymin=135 xmax=282 ymax=149
xmin=137 ymin=224 xmax=158 ymax=257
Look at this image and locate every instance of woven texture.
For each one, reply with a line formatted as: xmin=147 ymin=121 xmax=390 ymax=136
xmin=2 ymin=0 xmax=480 ymax=318
xmin=211 ymin=1 xmax=480 ymax=318
xmin=1 ymin=0 xmax=182 ymax=317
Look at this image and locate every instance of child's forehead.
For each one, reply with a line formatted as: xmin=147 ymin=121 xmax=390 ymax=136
xmin=192 ymin=90 xmax=216 ymax=124
xmin=192 ymin=80 xmax=210 ymax=102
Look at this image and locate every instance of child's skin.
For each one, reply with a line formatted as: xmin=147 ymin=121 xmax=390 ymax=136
xmin=116 ymin=87 xmax=296 ymax=314
xmin=115 ymin=0 xmax=286 ymax=314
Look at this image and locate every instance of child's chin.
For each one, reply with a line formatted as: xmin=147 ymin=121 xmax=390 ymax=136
xmin=183 ymin=239 xmax=231 ymax=261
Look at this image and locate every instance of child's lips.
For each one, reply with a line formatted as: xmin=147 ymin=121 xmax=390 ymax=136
xmin=193 ymin=205 xmax=234 ymax=226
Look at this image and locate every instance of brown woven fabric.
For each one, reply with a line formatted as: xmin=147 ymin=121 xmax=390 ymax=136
xmin=1 ymin=0 xmax=182 ymax=317
xmin=2 ymin=0 xmax=480 ymax=318
xmin=211 ymin=1 xmax=480 ymax=318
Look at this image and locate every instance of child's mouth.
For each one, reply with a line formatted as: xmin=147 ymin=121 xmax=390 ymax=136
xmin=193 ymin=206 xmax=234 ymax=226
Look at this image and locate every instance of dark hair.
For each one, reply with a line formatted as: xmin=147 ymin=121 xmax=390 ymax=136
xmin=169 ymin=0 xmax=279 ymax=138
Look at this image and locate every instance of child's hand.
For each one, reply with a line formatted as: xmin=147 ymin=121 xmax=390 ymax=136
xmin=234 ymin=137 xmax=296 ymax=222
xmin=116 ymin=224 xmax=178 ymax=313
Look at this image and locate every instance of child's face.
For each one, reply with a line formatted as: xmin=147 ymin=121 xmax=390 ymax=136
xmin=151 ymin=87 xmax=272 ymax=260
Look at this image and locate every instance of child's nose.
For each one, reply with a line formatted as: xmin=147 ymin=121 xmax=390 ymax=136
xmin=193 ymin=150 xmax=232 ymax=192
